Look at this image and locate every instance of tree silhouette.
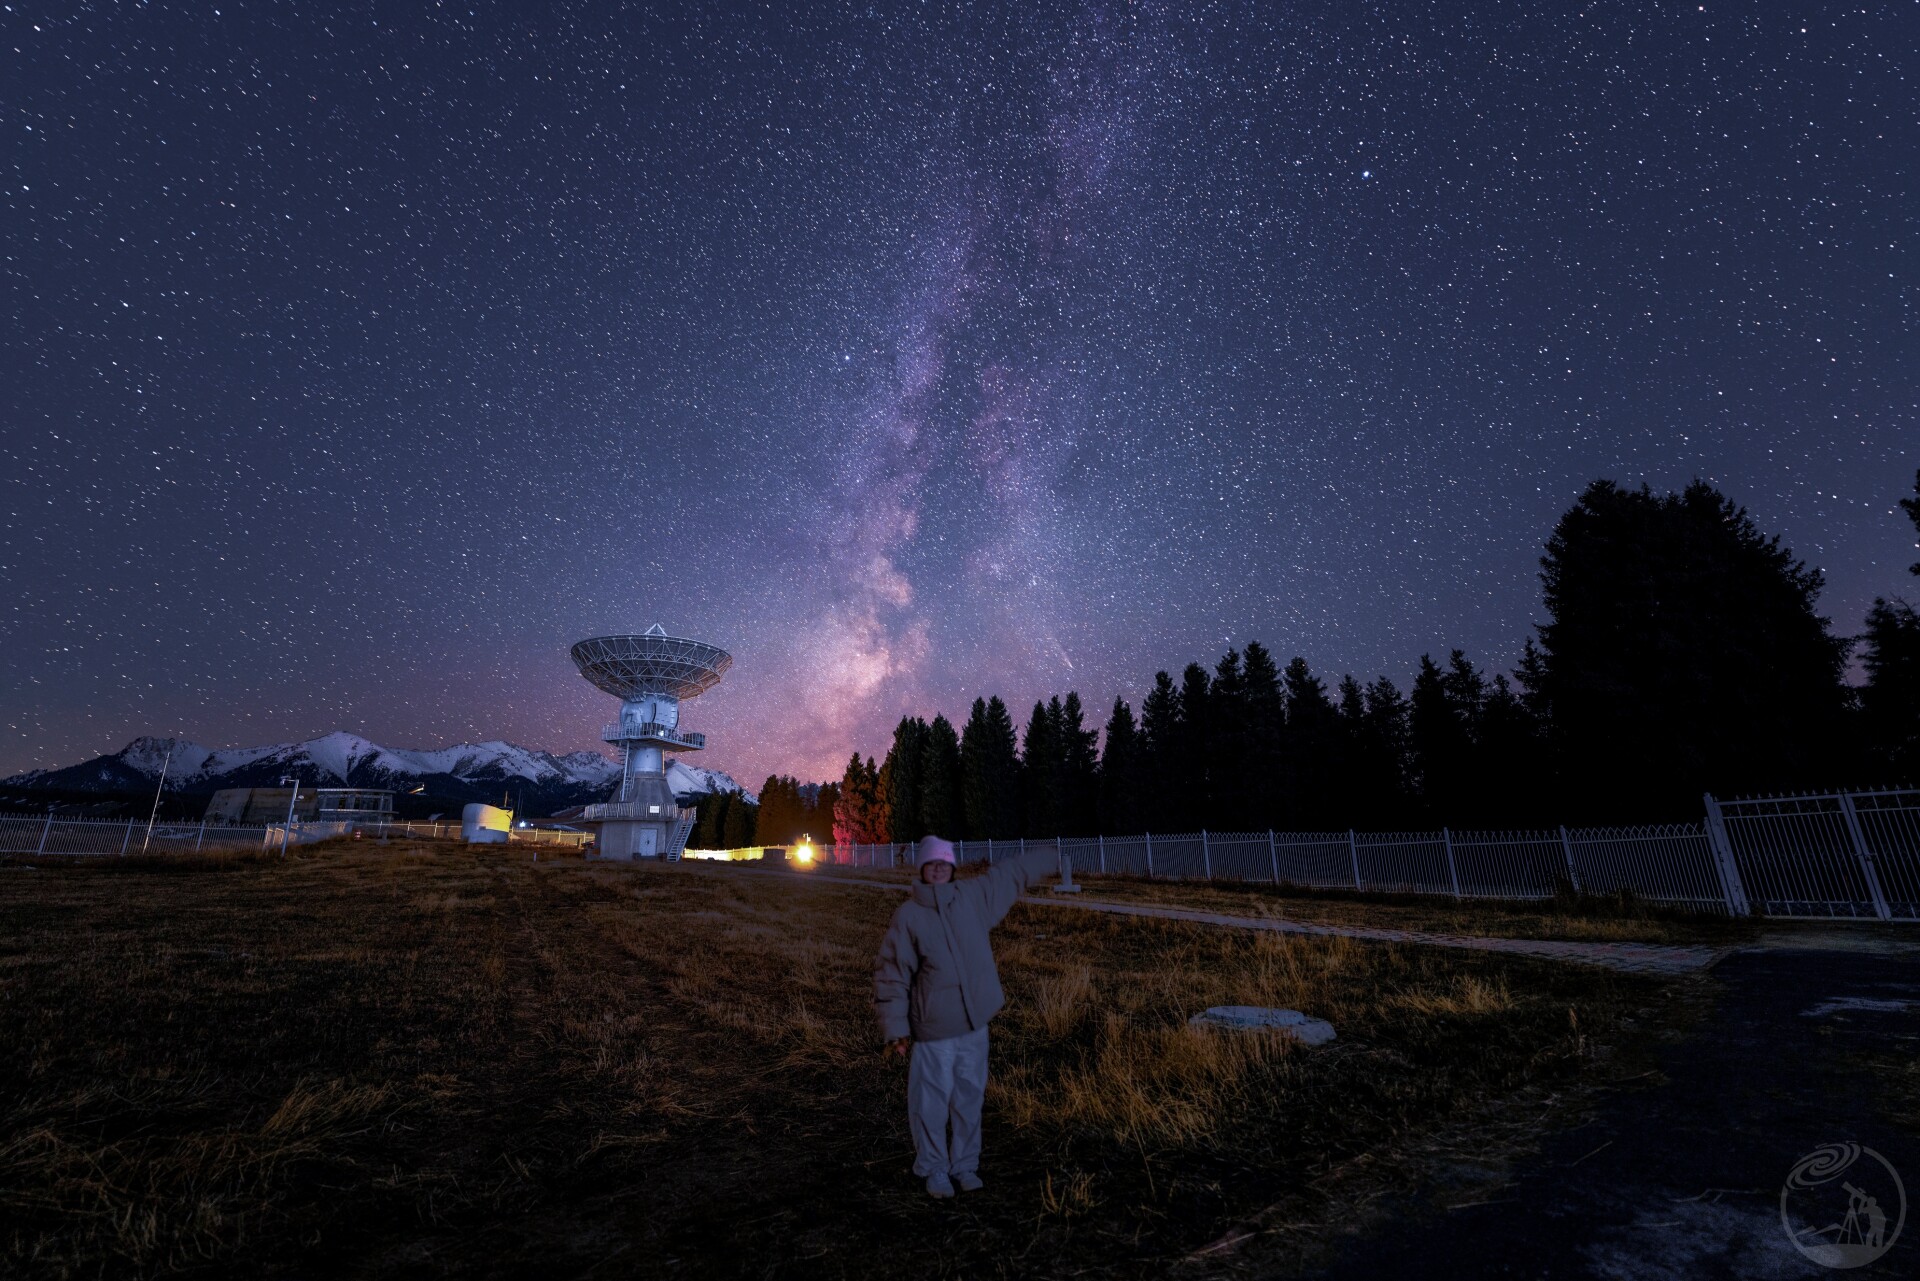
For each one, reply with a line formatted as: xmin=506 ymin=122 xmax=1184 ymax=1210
xmin=881 ymin=716 xmax=928 ymax=842
xmin=1139 ymin=672 xmax=1181 ymax=830
xmin=1358 ymin=676 xmax=1414 ymax=824
xmin=832 ymin=754 xmax=888 ymax=845
xmin=919 ymin=714 xmax=962 ymax=838
xmin=1902 ymin=468 xmax=1920 ymax=575
xmin=1240 ymin=642 xmax=1287 ymax=826
xmin=960 ymin=696 xmax=1021 ymax=839
xmin=720 ymin=791 xmax=757 ymax=848
xmin=1174 ymin=663 xmax=1213 ymax=828
xmin=1536 ymin=479 xmax=1849 ymax=815
xmin=1860 ymin=470 xmax=1920 ymax=782
xmin=1281 ymin=657 xmax=1337 ymax=828
xmin=1020 ymin=699 xmax=1062 ymax=837
xmin=1057 ymin=691 xmax=1100 ymax=836
xmin=1097 ymin=697 xmax=1145 ymax=835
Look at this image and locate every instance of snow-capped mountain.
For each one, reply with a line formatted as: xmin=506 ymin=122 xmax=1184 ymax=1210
xmin=3 ymin=733 xmax=751 ymax=814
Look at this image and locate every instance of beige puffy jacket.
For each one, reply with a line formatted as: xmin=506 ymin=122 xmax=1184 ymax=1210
xmin=872 ymin=846 xmax=1058 ymax=1043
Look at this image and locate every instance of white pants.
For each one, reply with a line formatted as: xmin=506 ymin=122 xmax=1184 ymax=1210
xmin=907 ymin=1025 xmax=989 ymax=1178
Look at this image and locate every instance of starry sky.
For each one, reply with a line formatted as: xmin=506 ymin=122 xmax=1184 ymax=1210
xmin=3 ymin=1 xmax=1914 ymax=787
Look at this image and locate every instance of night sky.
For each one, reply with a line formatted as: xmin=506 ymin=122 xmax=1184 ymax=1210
xmin=3 ymin=1 xmax=1914 ymax=787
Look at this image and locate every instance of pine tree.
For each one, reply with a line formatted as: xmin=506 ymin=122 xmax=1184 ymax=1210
xmin=1240 ymin=642 xmax=1287 ymax=827
xmin=1537 ymin=479 xmax=1849 ymax=814
xmin=1281 ymin=657 xmax=1336 ymax=827
xmin=1209 ymin=649 xmax=1251 ymax=829
xmin=812 ymin=782 xmax=839 ymax=847
xmin=721 ymin=793 xmax=757 ymax=848
xmin=1174 ymin=663 xmax=1213 ymax=828
xmin=1139 ymin=671 xmax=1182 ymax=830
xmin=959 ymin=698 xmax=990 ymax=839
xmin=1442 ymin=650 xmax=1490 ymax=818
xmin=1861 ymin=473 xmax=1920 ymax=782
xmin=919 ymin=714 xmax=963 ymax=838
xmin=863 ymin=755 xmax=890 ymax=841
xmin=756 ymin=775 xmax=798 ymax=844
xmin=1058 ymin=691 xmax=1100 ymax=835
xmin=688 ymin=791 xmax=722 ymax=847
xmin=1477 ymin=673 xmax=1548 ymax=823
xmin=882 ymin=716 xmax=928 ymax=843
xmin=1097 ymin=697 xmax=1144 ymax=835
xmin=1409 ymin=655 xmax=1469 ymax=820
xmin=961 ymin=696 xmax=1021 ymax=839
xmin=1359 ymin=676 xmax=1413 ymax=825
xmin=1903 ymin=468 xmax=1920 ymax=576
xmin=1021 ymin=699 xmax=1061 ymax=837
xmin=833 ymin=754 xmax=889 ymax=845
xmin=1861 ymin=600 xmax=1920 ymax=784
xmin=1334 ymin=674 xmax=1368 ymax=823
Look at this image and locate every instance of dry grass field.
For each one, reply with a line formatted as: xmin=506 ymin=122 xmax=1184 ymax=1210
xmin=0 ymin=846 xmax=1691 ymax=1279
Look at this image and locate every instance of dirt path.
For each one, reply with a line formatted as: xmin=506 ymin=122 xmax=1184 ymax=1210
xmin=726 ymin=865 xmax=1725 ymax=975
xmin=1291 ymin=946 xmax=1920 ymax=1280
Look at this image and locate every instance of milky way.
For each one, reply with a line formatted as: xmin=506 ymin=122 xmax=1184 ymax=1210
xmin=2 ymin=2 xmax=1913 ymax=785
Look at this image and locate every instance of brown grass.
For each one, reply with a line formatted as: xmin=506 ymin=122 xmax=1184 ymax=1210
xmin=0 ymin=847 xmax=1686 ymax=1279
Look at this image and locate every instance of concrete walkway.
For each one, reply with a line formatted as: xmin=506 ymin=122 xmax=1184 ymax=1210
xmin=729 ymin=864 xmax=1726 ymax=976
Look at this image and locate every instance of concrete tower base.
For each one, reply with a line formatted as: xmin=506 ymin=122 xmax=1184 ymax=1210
xmin=596 ymin=820 xmax=669 ymax=860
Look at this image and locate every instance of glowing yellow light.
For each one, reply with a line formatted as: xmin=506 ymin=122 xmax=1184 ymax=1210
xmin=794 ymin=840 xmax=815 ymax=864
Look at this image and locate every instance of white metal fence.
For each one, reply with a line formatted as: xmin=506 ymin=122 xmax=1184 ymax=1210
xmin=0 ymin=815 xmax=592 ymax=857
xmin=828 ymin=787 xmax=1919 ymax=922
xmin=9 ymin=787 xmax=1914 ymax=920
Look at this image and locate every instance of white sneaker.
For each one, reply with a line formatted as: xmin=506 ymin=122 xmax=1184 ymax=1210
xmin=954 ymin=1171 xmax=983 ymax=1192
xmin=925 ymin=1171 xmax=955 ymax=1199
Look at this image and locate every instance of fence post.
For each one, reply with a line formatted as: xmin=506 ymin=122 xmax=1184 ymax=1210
xmin=195 ymin=821 xmax=206 ymax=853
xmin=1268 ymin=830 xmax=1279 ymax=885
xmin=1144 ymin=831 xmax=1153 ymax=879
xmin=1558 ymin=825 xmax=1581 ymax=894
xmin=37 ymin=813 xmax=52 ymax=856
xmin=1837 ymin=792 xmax=1894 ymax=922
xmin=1701 ymin=794 xmax=1753 ymax=916
xmin=120 ymin=821 xmax=133 ymax=857
xmin=1442 ymin=827 xmax=1461 ymax=900
xmin=1020 ymin=837 xmax=1026 ymax=866
xmin=1054 ymin=847 xmax=1079 ymax=893
xmin=1348 ymin=829 xmax=1362 ymax=890
xmin=1201 ymin=830 xmax=1211 ymax=881
xmin=987 ymin=838 xmax=994 ymax=866
xmin=1098 ymin=833 xmax=1106 ymax=874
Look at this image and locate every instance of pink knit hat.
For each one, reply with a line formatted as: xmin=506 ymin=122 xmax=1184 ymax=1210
xmin=915 ymin=835 xmax=956 ymax=868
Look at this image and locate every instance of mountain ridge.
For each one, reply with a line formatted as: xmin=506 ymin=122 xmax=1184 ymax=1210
xmin=3 ymin=733 xmax=752 ymax=815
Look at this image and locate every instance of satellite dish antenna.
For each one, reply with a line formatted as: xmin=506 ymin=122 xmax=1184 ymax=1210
xmin=570 ymin=625 xmax=732 ymax=862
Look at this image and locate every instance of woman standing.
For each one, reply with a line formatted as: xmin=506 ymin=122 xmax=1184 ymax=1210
xmin=872 ymin=834 xmax=1059 ymax=1198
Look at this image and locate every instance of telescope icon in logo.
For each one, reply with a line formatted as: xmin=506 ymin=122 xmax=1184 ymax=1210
xmin=1780 ymin=1143 xmax=1904 ymax=1269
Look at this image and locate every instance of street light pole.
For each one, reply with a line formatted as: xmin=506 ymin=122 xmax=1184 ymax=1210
xmin=279 ymin=775 xmax=301 ymax=857
xmin=142 ymin=741 xmax=174 ymax=854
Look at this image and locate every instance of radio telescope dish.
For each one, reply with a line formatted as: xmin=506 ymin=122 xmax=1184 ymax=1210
xmin=570 ymin=623 xmax=731 ymax=862
xmin=570 ymin=626 xmax=733 ymax=701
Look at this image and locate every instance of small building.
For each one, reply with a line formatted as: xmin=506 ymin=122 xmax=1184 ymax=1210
xmin=463 ymin=803 xmax=512 ymax=844
xmin=314 ymin=788 xmax=395 ymax=822
xmin=203 ymin=786 xmax=396 ymax=825
xmin=204 ymin=787 xmax=319 ymax=824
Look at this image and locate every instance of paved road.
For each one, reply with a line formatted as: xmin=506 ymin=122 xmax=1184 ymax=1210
xmin=1297 ymin=947 xmax=1919 ymax=1280
xmin=744 ymin=864 xmax=1724 ymax=975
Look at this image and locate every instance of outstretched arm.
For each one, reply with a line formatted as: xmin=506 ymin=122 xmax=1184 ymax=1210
xmin=968 ymin=843 xmax=1062 ymax=927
